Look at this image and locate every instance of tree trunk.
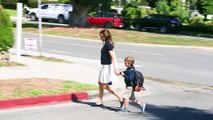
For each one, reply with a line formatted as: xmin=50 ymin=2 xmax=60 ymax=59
xmin=69 ymin=4 xmax=91 ymax=27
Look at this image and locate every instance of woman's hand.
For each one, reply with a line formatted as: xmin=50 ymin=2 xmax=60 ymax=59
xmin=114 ymin=68 xmax=120 ymax=75
xmin=120 ymin=72 xmax=124 ymax=76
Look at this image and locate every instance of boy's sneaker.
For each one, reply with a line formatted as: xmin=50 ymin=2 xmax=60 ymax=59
xmin=119 ymin=109 xmax=128 ymax=113
xmin=141 ymin=103 xmax=146 ymax=113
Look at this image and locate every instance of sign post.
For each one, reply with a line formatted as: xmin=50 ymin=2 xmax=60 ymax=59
xmin=16 ymin=3 xmax=22 ymax=62
xmin=38 ymin=0 xmax=42 ymax=56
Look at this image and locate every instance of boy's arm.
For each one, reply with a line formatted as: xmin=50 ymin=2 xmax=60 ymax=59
xmin=120 ymin=71 xmax=135 ymax=81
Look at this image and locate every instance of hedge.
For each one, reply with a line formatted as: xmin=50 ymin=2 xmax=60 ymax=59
xmin=0 ymin=5 xmax=14 ymax=52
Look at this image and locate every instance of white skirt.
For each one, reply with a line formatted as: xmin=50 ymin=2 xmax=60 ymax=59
xmin=98 ymin=64 xmax=118 ymax=84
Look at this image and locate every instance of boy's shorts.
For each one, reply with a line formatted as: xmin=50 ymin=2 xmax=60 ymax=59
xmin=123 ymin=87 xmax=134 ymax=99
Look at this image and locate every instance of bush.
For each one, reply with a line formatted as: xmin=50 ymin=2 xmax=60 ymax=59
xmin=28 ymin=0 xmax=59 ymax=8
xmin=140 ymin=7 xmax=148 ymax=17
xmin=148 ymin=9 xmax=157 ymax=15
xmin=121 ymin=4 xmax=141 ymax=28
xmin=0 ymin=5 xmax=14 ymax=52
xmin=1 ymin=0 xmax=18 ymax=9
xmin=189 ymin=16 xmax=204 ymax=25
xmin=181 ymin=24 xmax=213 ymax=34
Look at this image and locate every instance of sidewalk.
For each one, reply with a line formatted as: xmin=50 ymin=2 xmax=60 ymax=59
xmin=0 ymin=50 xmax=126 ymax=109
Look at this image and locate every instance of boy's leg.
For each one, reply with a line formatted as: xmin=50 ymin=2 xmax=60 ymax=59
xmin=120 ymin=87 xmax=132 ymax=111
xmin=123 ymin=98 xmax=130 ymax=109
xmin=131 ymin=92 xmax=146 ymax=113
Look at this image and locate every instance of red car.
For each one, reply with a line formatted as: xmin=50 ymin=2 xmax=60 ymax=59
xmin=86 ymin=12 xmax=125 ymax=28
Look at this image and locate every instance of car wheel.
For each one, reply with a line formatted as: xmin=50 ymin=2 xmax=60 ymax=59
xmin=30 ymin=13 xmax=37 ymax=21
xmin=160 ymin=26 xmax=168 ymax=33
xmin=58 ymin=15 xmax=65 ymax=24
xmin=104 ymin=22 xmax=112 ymax=28
xmin=135 ymin=24 xmax=141 ymax=31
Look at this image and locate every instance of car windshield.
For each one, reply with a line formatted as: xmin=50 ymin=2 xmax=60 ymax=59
xmin=41 ymin=4 xmax=48 ymax=9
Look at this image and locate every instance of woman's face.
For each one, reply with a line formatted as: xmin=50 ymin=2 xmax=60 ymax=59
xmin=99 ymin=33 xmax=106 ymax=41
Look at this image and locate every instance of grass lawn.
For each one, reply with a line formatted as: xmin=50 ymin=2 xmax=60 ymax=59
xmin=20 ymin=26 xmax=213 ymax=48
xmin=0 ymin=78 xmax=98 ymax=100
xmin=5 ymin=9 xmax=16 ymax=17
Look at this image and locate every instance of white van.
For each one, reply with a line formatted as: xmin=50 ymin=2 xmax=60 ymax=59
xmin=28 ymin=4 xmax=73 ymax=23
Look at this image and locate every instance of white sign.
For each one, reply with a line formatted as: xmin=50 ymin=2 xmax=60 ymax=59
xmin=24 ymin=38 xmax=38 ymax=50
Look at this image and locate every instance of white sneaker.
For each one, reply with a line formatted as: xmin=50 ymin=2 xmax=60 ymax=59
xmin=141 ymin=103 xmax=146 ymax=113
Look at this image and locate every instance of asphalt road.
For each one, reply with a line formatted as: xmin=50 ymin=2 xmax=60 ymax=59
xmin=20 ymin=33 xmax=213 ymax=86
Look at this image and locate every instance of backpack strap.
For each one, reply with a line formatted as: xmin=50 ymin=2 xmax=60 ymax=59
xmin=129 ymin=69 xmax=136 ymax=87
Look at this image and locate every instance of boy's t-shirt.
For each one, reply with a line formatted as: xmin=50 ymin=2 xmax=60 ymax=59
xmin=123 ymin=66 xmax=135 ymax=87
xmin=101 ymin=42 xmax=113 ymax=65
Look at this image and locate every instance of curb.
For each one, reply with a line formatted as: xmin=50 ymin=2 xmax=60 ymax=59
xmin=0 ymin=88 xmax=122 ymax=110
xmin=0 ymin=92 xmax=88 ymax=109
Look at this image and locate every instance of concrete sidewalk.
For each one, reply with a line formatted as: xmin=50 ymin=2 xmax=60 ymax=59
xmin=0 ymin=50 xmax=127 ymax=109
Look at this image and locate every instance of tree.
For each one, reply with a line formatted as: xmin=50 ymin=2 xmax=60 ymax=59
xmin=146 ymin=0 xmax=158 ymax=8
xmin=18 ymin=0 xmax=28 ymax=5
xmin=62 ymin=0 xmax=112 ymax=27
xmin=170 ymin=0 xmax=190 ymax=21
xmin=187 ymin=0 xmax=197 ymax=10
xmin=156 ymin=0 xmax=170 ymax=15
xmin=198 ymin=0 xmax=213 ymax=20
xmin=121 ymin=4 xmax=141 ymax=28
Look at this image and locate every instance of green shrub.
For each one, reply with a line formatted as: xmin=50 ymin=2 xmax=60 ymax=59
xmin=156 ymin=0 xmax=170 ymax=15
xmin=189 ymin=16 xmax=204 ymax=25
xmin=1 ymin=0 xmax=18 ymax=9
xmin=121 ymin=4 xmax=141 ymax=28
xmin=148 ymin=9 xmax=157 ymax=15
xmin=0 ymin=5 xmax=14 ymax=52
xmin=181 ymin=24 xmax=213 ymax=34
xmin=28 ymin=0 xmax=59 ymax=8
xmin=203 ymin=20 xmax=213 ymax=25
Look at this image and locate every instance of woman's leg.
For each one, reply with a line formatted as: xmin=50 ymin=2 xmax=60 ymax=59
xmin=96 ymin=81 xmax=104 ymax=105
xmin=104 ymin=84 xmax=123 ymax=102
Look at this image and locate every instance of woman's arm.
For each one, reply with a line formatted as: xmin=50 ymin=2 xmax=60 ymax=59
xmin=109 ymin=50 xmax=119 ymax=75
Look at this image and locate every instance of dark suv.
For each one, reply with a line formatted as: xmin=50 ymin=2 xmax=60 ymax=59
xmin=86 ymin=12 xmax=125 ymax=28
xmin=132 ymin=14 xmax=181 ymax=33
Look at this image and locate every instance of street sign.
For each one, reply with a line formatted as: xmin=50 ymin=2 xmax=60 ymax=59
xmin=24 ymin=38 xmax=38 ymax=50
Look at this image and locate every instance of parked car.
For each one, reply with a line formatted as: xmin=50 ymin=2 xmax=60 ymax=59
xmin=132 ymin=14 xmax=181 ymax=33
xmin=86 ymin=12 xmax=125 ymax=28
xmin=28 ymin=4 xmax=73 ymax=24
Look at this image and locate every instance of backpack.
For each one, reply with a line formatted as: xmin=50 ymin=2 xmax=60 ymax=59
xmin=131 ymin=69 xmax=144 ymax=92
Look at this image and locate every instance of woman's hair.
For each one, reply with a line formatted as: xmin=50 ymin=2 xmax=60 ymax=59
xmin=124 ymin=56 xmax=135 ymax=66
xmin=99 ymin=29 xmax=114 ymax=45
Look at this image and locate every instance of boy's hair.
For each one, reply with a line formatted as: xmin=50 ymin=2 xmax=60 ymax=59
xmin=124 ymin=56 xmax=135 ymax=66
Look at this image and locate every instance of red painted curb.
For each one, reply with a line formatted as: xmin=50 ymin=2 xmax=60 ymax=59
xmin=0 ymin=92 xmax=88 ymax=109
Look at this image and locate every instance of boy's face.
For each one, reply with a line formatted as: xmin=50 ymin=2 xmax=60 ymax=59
xmin=124 ymin=60 xmax=131 ymax=67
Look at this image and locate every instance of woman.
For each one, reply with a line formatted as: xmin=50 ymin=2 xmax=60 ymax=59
xmin=96 ymin=29 xmax=123 ymax=107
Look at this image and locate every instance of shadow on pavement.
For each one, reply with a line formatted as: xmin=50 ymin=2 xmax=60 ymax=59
xmin=70 ymin=94 xmax=213 ymax=120
xmin=72 ymin=100 xmax=120 ymax=112
xmin=142 ymin=104 xmax=213 ymax=120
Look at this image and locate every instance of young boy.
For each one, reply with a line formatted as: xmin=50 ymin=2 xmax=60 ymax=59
xmin=119 ymin=56 xmax=146 ymax=113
